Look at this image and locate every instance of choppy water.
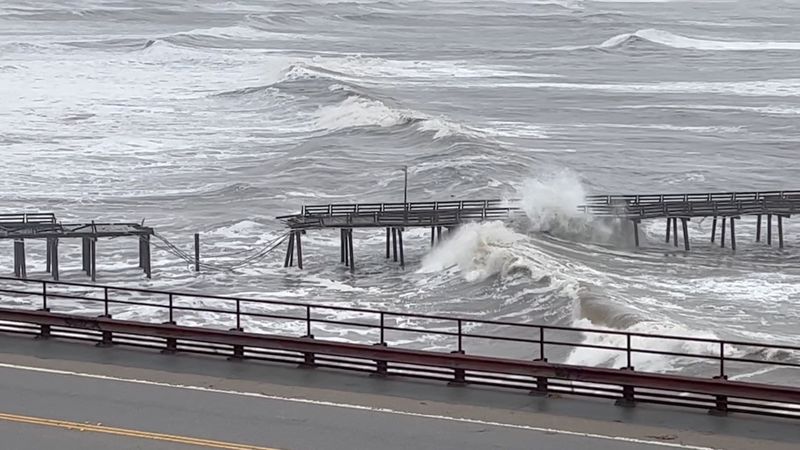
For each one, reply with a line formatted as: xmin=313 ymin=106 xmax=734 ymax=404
xmin=2 ymin=0 xmax=800 ymax=383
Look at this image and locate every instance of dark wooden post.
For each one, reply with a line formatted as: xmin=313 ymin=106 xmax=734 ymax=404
xmin=295 ymin=231 xmax=303 ymax=270
xmin=767 ymin=214 xmax=773 ymax=246
xmin=430 ymin=226 xmax=435 ymax=247
xmin=138 ymin=237 xmax=144 ymax=268
xmin=398 ymin=228 xmax=405 ymax=269
xmin=720 ymin=217 xmax=726 ymax=248
xmin=665 ymin=218 xmax=671 ymax=243
xmin=672 ymin=218 xmax=678 ymax=247
xmin=46 ymin=237 xmax=52 ymax=273
xmin=348 ymin=229 xmax=355 ymax=273
xmin=681 ymin=218 xmax=690 ymax=251
xmin=143 ymin=234 xmax=152 ymax=279
xmin=19 ymin=239 xmax=26 ymax=279
xmin=51 ymin=238 xmax=59 ymax=281
xmin=756 ymin=215 xmax=762 ymax=242
xmin=284 ymin=233 xmax=294 ymax=267
xmin=385 ymin=228 xmax=390 ymax=259
xmin=194 ymin=233 xmax=200 ymax=272
xmin=13 ymin=240 xmax=18 ymax=277
xmin=82 ymin=237 xmax=90 ymax=275
xmin=632 ymin=220 xmax=640 ymax=247
xmin=778 ymin=216 xmax=784 ymax=249
xmin=90 ymin=238 xmax=97 ymax=281
xmin=711 ymin=217 xmax=717 ymax=243
xmin=730 ymin=218 xmax=736 ymax=251
xmin=391 ymin=228 xmax=398 ymax=262
xmin=437 ymin=226 xmax=442 ymax=241
xmin=341 ymin=229 xmax=346 ymax=263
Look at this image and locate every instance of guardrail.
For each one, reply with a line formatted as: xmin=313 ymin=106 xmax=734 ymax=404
xmin=584 ymin=190 xmax=800 ymax=206
xmin=300 ymin=200 xmax=509 ymax=216
xmin=0 ymin=276 xmax=798 ymax=418
xmin=0 ymin=213 xmax=57 ymax=225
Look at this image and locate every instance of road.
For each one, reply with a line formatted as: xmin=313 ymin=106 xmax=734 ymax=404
xmin=0 ymin=334 xmax=797 ymax=450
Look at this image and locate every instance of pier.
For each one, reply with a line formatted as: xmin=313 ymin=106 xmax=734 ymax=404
xmin=278 ymin=200 xmax=514 ymax=271
xmin=583 ymin=190 xmax=800 ymax=251
xmin=1 ymin=213 xmax=155 ymax=281
xmin=279 ymin=190 xmax=800 ymax=269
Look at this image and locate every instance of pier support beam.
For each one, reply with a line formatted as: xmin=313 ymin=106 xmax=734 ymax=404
xmin=720 ymin=218 xmax=726 ymax=248
xmin=385 ymin=228 xmax=390 ymax=258
xmin=89 ymin=238 xmax=97 ymax=281
xmin=398 ymin=228 xmax=405 ymax=269
xmin=756 ymin=215 xmax=762 ymax=242
xmin=295 ymin=231 xmax=303 ymax=270
xmin=284 ymin=232 xmax=295 ymax=267
xmin=730 ymin=217 xmax=736 ymax=252
xmin=711 ymin=217 xmax=717 ymax=243
xmin=46 ymin=238 xmax=52 ymax=273
xmin=430 ymin=226 xmax=435 ymax=248
xmin=142 ymin=234 xmax=152 ymax=279
xmin=391 ymin=228 xmax=398 ymax=262
xmin=50 ymin=238 xmax=59 ymax=281
xmin=13 ymin=239 xmax=26 ymax=278
xmin=347 ymin=229 xmax=355 ymax=273
xmin=632 ymin=220 xmax=640 ymax=247
xmin=767 ymin=214 xmax=773 ymax=246
xmin=672 ymin=218 xmax=678 ymax=247
xmin=681 ymin=218 xmax=690 ymax=251
xmin=82 ymin=237 xmax=90 ymax=275
xmin=665 ymin=219 xmax=671 ymax=243
xmin=778 ymin=216 xmax=784 ymax=249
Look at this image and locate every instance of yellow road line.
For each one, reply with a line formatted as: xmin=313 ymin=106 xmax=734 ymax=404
xmin=0 ymin=412 xmax=281 ymax=450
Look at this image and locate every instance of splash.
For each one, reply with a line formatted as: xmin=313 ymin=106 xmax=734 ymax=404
xmin=418 ymin=222 xmax=524 ymax=282
xmin=518 ymin=170 xmax=588 ymax=233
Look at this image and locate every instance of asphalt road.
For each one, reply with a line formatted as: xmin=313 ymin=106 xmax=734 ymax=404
xmin=0 ymin=334 xmax=797 ymax=450
xmin=0 ymin=363 xmax=671 ymax=450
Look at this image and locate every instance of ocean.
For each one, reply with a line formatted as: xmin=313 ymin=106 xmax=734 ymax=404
xmin=1 ymin=0 xmax=799 ymax=383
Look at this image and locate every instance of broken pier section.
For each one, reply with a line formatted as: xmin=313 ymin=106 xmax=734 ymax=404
xmin=1 ymin=213 xmax=155 ymax=280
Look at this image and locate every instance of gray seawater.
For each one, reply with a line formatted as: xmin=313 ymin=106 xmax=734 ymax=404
xmin=1 ymin=0 xmax=799 ymax=382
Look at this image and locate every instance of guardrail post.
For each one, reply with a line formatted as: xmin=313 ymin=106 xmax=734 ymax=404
xmin=96 ymin=286 xmax=113 ymax=347
xmin=162 ymin=294 xmax=177 ymax=354
xmin=709 ymin=342 xmax=729 ymax=416
xmin=449 ymin=319 xmax=466 ymax=386
xmin=34 ymin=280 xmax=52 ymax=340
xmin=615 ymin=334 xmax=636 ymax=408
xmin=194 ymin=233 xmax=200 ymax=272
xmin=299 ymin=306 xmax=316 ymax=368
xmin=530 ymin=327 xmax=549 ymax=396
xmin=227 ymin=300 xmax=245 ymax=360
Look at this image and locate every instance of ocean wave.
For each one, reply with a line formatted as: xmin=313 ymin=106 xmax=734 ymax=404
xmin=600 ymin=28 xmax=800 ymax=51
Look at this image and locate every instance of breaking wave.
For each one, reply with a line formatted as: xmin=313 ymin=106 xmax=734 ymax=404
xmin=600 ymin=28 xmax=800 ymax=51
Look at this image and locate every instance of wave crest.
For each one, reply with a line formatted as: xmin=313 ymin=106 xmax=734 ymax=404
xmin=601 ymin=28 xmax=800 ymax=51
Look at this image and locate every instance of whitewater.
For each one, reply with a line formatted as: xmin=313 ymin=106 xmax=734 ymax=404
xmin=1 ymin=0 xmax=800 ymax=384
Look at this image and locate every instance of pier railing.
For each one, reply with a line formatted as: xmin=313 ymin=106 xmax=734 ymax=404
xmin=0 ymin=276 xmax=798 ymax=418
xmin=300 ymin=199 xmax=509 ymax=216
xmin=0 ymin=213 xmax=57 ymax=225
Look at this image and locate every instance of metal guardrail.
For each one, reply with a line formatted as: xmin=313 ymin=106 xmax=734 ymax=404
xmin=300 ymin=200 xmax=509 ymax=217
xmin=0 ymin=213 xmax=57 ymax=225
xmin=583 ymin=190 xmax=800 ymax=206
xmin=0 ymin=277 xmax=798 ymax=418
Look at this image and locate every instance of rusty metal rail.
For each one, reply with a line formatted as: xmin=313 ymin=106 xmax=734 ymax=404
xmin=0 ymin=276 xmax=799 ymax=418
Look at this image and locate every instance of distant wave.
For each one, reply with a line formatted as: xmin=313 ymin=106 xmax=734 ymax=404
xmin=600 ymin=28 xmax=800 ymax=51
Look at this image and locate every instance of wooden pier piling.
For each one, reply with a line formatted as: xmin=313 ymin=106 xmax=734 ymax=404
xmin=665 ymin=219 xmax=671 ymax=243
xmin=730 ymin=218 xmax=737 ymax=251
xmin=194 ymin=233 xmax=200 ymax=272
xmin=398 ymin=228 xmax=405 ymax=268
xmin=681 ymin=218 xmax=690 ymax=251
xmin=778 ymin=216 xmax=784 ymax=249
xmin=49 ymin=238 xmax=59 ymax=281
xmin=632 ymin=220 xmax=640 ymax=247
xmin=672 ymin=218 xmax=678 ymax=247
xmin=711 ymin=217 xmax=717 ymax=243
xmin=347 ymin=229 xmax=355 ymax=272
xmin=756 ymin=215 xmax=762 ymax=242
xmin=767 ymin=214 xmax=773 ymax=246
xmin=295 ymin=231 xmax=303 ymax=270
xmin=720 ymin=218 xmax=727 ymax=248
xmin=391 ymin=228 xmax=398 ymax=262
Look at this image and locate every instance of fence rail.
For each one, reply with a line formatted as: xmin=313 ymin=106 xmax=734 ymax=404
xmin=0 ymin=276 xmax=799 ymax=418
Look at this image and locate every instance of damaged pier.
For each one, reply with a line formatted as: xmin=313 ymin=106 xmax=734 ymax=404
xmin=583 ymin=190 xmax=800 ymax=251
xmin=1 ymin=213 xmax=155 ymax=280
xmin=278 ymin=200 xmax=513 ymax=271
